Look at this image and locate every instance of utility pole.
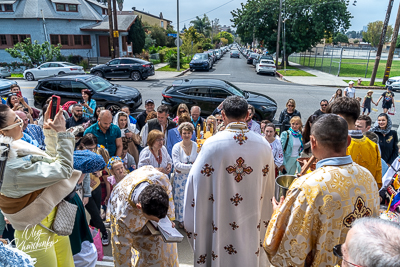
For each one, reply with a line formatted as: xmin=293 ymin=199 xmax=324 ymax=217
xmin=107 ymin=0 xmax=114 ymax=58
xmin=112 ymin=0 xmax=119 ymax=58
xmin=275 ymin=0 xmax=283 ymax=68
xmin=383 ymin=3 xmax=400 ymax=85
xmin=369 ymin=0 xmax=394 ymax=86
xmin=177 ymin=0 xmax=180 ymax=71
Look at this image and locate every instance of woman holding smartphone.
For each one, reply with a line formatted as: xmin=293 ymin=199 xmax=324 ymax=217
xmin=80 ymin=89 xmax=96 ymax=118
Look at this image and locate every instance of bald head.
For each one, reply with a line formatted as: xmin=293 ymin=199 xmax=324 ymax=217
xmin=311 ymin=114 xmax=348 ymax=154
xmin=15 ymin=110 xmax=28 ymax=130
xmin=98 ymin=110 xmax=112 ymax=131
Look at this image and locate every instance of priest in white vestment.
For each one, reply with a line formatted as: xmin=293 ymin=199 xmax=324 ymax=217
xmin=184 ymin=96 xmax=275 ymax=267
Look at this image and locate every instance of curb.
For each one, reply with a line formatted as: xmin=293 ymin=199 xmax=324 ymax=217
xmin=175 ymin=68 xmax=190 ymax=77
xmin=6 ymin=77 xmax=24 ymax=80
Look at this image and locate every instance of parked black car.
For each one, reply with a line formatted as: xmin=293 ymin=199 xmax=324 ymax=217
xmin=33 ymin=75 xmax=142 ymax=113
xmin=161 ymin=79 xmax=277 ymax=121
xmin=189 ymin=53 xmax=213 ymax=71
xmin=90 ymin=57 xmax=155 ymax=81
xmin=247 ymin=53 xmax=259 ymax=64
xmin=230 ymin=50 xmax=240 ymax=58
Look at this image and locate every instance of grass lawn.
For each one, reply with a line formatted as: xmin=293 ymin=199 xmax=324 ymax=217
xmin=343 ymin=79 xmax=386 ymax=87
xmin=277 ymin=65 xmax=316 ymax=76
xmin=157 ymin=64 xmax=189 ymax=72
xmin=11 ymin=73 xmax=23 ymax=78
xmin=289 ymin=55 xmax=400 ymax=78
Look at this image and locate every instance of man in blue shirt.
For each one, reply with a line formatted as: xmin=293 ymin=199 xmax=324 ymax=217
xmin=84 ymin=110 xmax=122 ymax=157
xmin=16 ymin=111 xmax=45 ymax=150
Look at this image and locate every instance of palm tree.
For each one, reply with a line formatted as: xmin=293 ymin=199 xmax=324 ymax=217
xmin=190 ymin=14 xmax=211 ymax=36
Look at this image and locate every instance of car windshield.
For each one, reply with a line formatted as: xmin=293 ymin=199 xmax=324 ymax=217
xmin=232 ymin=51 xmax=239 ymax=53
xmin=86 ymin=76 xmax=112 ymax=92
xmin=225 ymin=81 xmax=245 ymax=97
xmin=193 ymin=54 xmax=207 ymax=60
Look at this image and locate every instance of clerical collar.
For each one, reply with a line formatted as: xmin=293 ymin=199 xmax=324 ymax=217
xmin=348 ymin=129 xmax=363 ymax=139
xmin=225 ymin=122 xmax=249 ymax=131
xmin=316 ymin=155 xmax=353 ymax=169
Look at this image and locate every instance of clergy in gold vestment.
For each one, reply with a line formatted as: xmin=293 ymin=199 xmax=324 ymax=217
xmin=263 ymin=114 xmax=380 ymax=267
xmin=107 ymin=166 xmax=179 ymax=267
xmin=184 ymin=96 xmax=275 ymax=267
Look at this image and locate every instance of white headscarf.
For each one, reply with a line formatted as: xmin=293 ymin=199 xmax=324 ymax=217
xmin=113 ymin=111 xmax=139 ymax=137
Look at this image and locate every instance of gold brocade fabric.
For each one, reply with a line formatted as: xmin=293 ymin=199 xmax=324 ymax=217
xmin=107 ymin=166 xmax=178 ymax=267
xmin=347 ymin=137 xmax=382 ymax=188
xmin=263 ymin=162 xmax=379 ymax=267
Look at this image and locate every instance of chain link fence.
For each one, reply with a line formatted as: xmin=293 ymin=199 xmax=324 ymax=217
xmin=288 ymin=46 xmax=400 ymax=78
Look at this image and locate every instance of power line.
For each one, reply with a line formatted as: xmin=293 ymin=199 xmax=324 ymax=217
xmin=171 ymin=0 xmax=235 ymax=26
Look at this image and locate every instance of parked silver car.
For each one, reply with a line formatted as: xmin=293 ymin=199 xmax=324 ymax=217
xmin=386 ymin=76 xmax=400 ymax=91
xmin=0 ymin=67 xmax=11 ymax=78
xmin=23 ymin=62 xmax=85 ymax=81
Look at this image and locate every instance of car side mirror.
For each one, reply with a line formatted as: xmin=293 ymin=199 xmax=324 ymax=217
xmin=37 ymin=67 xmax=40 ymax=69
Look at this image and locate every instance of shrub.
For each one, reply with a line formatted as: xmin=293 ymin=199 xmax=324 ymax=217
xmin=165 ymin=50 xmax=184 ymax=68
xmin=67 ymin=55 xmax=83 ymax=64
xmin=79 ymin=59 xmax=89 ymax=70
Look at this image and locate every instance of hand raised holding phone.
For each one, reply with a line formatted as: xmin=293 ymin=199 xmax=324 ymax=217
xmin=43 ymin=96 xmax=66 ymax=133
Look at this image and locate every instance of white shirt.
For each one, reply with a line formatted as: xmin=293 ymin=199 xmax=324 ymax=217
xmin=172 ymin=141 xmax=198 ymax=174
xmin=138 ymin=146 xmax=172 ymax=169
xmin=291 ymin=136 xmax=301 ymax=157
xmin=269 ymin=138 xmax=284 ymax=167
xmin=344 ymin=87 xmax=356 ymax=98
xmin=140 ymin=123 xmax=167 ymax=147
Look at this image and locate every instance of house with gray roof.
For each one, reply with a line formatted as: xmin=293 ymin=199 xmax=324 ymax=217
xmin=0 ymin=0 xmax=137 ymax=63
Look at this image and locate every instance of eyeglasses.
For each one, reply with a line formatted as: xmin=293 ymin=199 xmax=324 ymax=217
xmin=321 ymin=104 xmax=328 ymax=107
xmin=333 ymin=244 xmax=362 ymax=267
xmin=287 ymin=105 xmax=294 ymax=107
xmin=156 ymin=138 xmax=165 ymax=142
xmin=179 ymin=110 xmax=187 ymax=113
xmin=217 ymin=119 xmax=223 ymax=122
xmin=0 ymin=115 xmax=23 ymax=131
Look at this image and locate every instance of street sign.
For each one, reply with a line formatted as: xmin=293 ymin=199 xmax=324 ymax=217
xmin=113 ymin=31 xmax=119 ymax=38
xmin=175 ymin=38 xmax=183 ymax=47
xmin=168 ymin=33 xmax=177 ymax=38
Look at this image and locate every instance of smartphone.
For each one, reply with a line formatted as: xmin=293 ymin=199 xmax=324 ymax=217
xmin=50 ymin=95 xmax=61 ymax=120
xmin=16 ymin=91 xmax=22 ymax=98
xmin=124 ymin=129 xmax=130 ymax=133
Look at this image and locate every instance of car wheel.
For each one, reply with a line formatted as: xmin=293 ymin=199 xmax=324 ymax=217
xmin=190 ymin=69 xmax=193 ymax=72
xmin=253 ymin=112 xmax=262 ymax=122
xmin=94 ymin=71 xmax=103 ymax=78
xmin=131 ymin=71 xmax=142 ymax=81
xmin=58 ymin=71 xmax=65 ymax=75
xmin=106 ymin=104 xmax=121 ymax=116
xmin=25 ymin=72 xmax=34 ymax=81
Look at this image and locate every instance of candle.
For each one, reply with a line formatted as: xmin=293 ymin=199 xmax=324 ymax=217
xmin=203 ymin=121 xmax=206 ymax=134
xmin=197 ymin=124 xmax=201 ymax=139
xmin=210 ymin=122 xmax=214 ymax=134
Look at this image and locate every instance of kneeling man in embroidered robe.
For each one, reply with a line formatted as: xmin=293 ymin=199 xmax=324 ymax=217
xmin=184 ymin=95 xmax=275 ymax=267
xmin=263 ymin=114 xmax=380 ymax=267
xmin=107 ymin=166 xmax=179 ymax=267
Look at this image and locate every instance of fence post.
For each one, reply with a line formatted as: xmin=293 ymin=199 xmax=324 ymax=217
xmin=314 ymin=48 xmax=317 ymax=68
xmin=308 ymin=50 xmax=311 ymax=66
xmin=365 ymin=49 xmax=371 ymax=78
xmin=329 ymin=49 xmax=333 ymax=74
xmin=321 ymin=47 xmax=325 ymax=71
xmin=337 ymin=47 xmax=344 ymax=76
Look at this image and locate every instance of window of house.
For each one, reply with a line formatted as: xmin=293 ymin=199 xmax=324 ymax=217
xmin=11 ymin=35 xmax=19 ymax=45
xmin=50 ymin=35 xmax=59 ymax=45
xmin=68 ymin=4 xmax=77 ymax=12
xmin=161 ymin=21 xmax=164 ymax=28
xmin=0 ymin=35 xmax=6 ymax=45
xmin=60 ymin=35 xmax=69 ymax=46
xmin=4 ymin=4 xmax=13 ymax=11
xmin=56 ymin=4 xmax=65 ymax=11
xmin=82 ymin=35 xmax=90 ymax=46
xmin=102 ymin=8 xmax=107 ymax=15
xmin=74 ymin=35 xmax=81 ymax=46
xmin=19 ymin=35 xmax=27 ymax=42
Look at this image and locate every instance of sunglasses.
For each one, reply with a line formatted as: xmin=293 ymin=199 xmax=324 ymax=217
xmin=321 ymin=104 xmax=328 ymax=106
xmin=287 ymin=105 xmax=294 ymax=107
xmin=333 ymin=244 xmax=362 ymax=267
xmin=0 ymin=115 xmax=23 ymax=131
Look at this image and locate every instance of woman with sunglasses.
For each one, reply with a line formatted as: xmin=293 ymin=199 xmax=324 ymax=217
xmin=278 ymin=99 xmax=301 ymax=131
xmin=0 ymin=103 xmax=81 ymax=267
xmin=172 ymin=103 xmax=189 ymax=124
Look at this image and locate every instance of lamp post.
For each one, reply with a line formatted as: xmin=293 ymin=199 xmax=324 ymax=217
xmin=177 ymin=0 xmax=180 ymax=71
xmin=275 ymin=0 xmax=282 ymax=68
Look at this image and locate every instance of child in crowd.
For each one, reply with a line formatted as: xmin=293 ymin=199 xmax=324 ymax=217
xmin=362 ymin=90 xmax=376 ymax=115
xmin=122 ymin=142 xmax=136 ymax=173
xmin=107 ymin=156 xmax=128 ymax=186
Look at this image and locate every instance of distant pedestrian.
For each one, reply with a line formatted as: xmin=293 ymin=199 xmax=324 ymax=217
xmin=362 ymin=90 xmax=376 ymax=115
xmin=344 ymin=81 xmax=356 ymax=98
xmin=329 ymin=88 xmax=343 ymax=103
xmin=376 ymin=86 xmax=395 ymax=114
xmin=313 ymin=99 xmax=328 ymax=117
xmin=278 ymin=99 xmax=301 ymax=131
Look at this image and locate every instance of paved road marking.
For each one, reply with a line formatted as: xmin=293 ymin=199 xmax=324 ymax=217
xmin=192 ymin=74 xmax=231 ymax=76
xmin=21 ymin=87 xmax=35 ymax=89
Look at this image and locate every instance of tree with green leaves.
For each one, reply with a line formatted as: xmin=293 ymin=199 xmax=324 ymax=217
xmin=190 ymin=14 xmax=212 ymax=36
xmin=215 ymin=31 xmax=234 ymax=44
xmin=362 ymin=21 xmax=393 ymax=47
xmin=128 ymin=16 xmax=146 ymax=54
xmin=6 ymin=38 xmax=62 ymax=65
xmin=150 ymin=25 xmax=167 ymax=47
xmin=333 ymin=32 xmax=349 ymax=44
xmin=231 ymin=0 xmax=352 ymax=65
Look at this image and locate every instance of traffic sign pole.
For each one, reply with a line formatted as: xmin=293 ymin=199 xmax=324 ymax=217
xmin=177 ymin=0 xmax=180 ymax=72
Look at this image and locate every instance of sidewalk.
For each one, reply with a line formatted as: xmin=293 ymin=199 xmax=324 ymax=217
xmin=278 ymin=62 xmax=384 ymax=88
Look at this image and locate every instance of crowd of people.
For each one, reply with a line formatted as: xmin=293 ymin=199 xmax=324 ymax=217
xmin=0 ymin=82 xmax=399 ymax=267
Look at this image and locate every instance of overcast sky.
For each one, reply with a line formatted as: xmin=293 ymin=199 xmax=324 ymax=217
xmin=122 ymin=0 xmax=400 ymax=32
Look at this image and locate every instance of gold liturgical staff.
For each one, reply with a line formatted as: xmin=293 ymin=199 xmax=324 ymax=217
xmin=196 ymin=121 xmax=214 ymax=152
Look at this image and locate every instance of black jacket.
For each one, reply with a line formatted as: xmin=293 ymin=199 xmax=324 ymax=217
xmin=147 ymin=118 xmax=177 ymax=133
xmin=136 ymin=110 xmax=148 ymax=132
xmin=278 ymin=109 xmax=301 ymax=130
xmin=376 ymin=130 xmax=399 ymax=165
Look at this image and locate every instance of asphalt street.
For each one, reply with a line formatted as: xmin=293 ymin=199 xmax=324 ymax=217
xmin=13 ymin=49 xmax=399 ymax=266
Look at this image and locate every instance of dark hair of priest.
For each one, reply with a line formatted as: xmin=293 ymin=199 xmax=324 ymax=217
xmin=138 ymin=184 xmax=169 ymax=219
xmin=326 ymin=97 xmax=360 ymax=124
xmin=222 ymin=96 xmax=248 ymax=120
xmin=311 ymin=114 xmax=348 ymax=154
